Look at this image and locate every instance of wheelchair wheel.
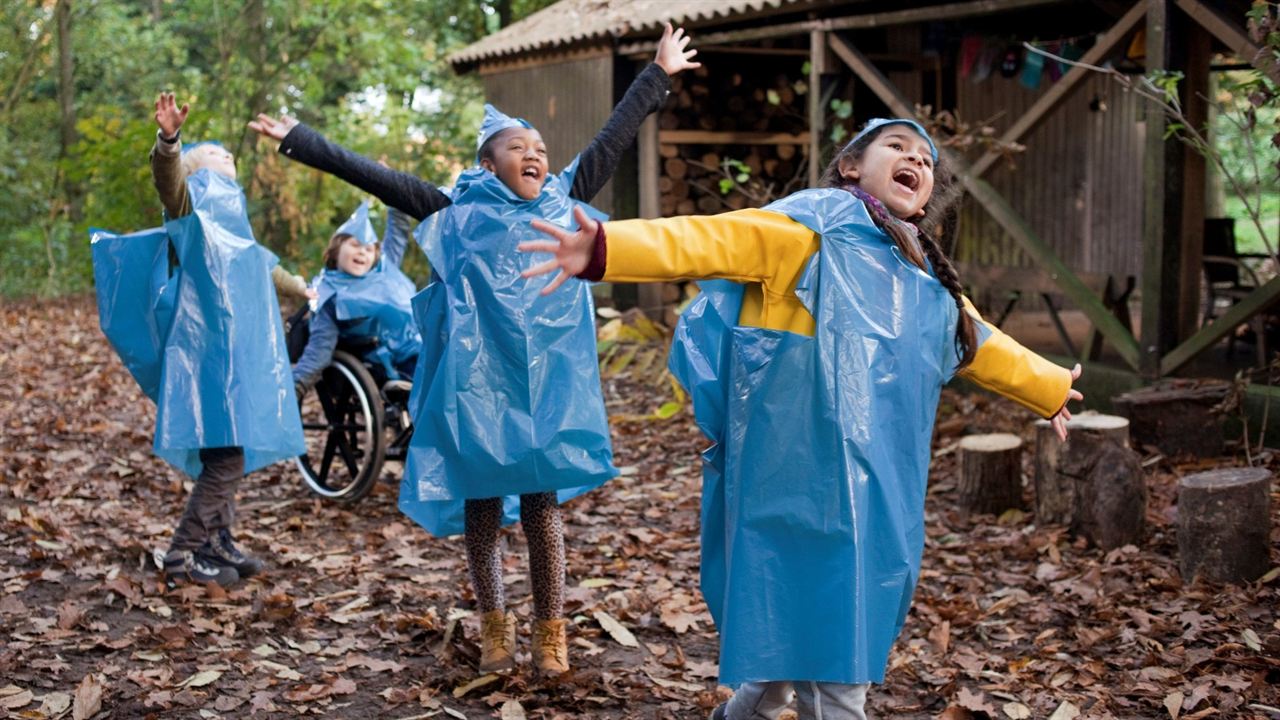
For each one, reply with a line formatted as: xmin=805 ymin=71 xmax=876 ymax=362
xmin=295 ymin=351 xmax=386 ymax=503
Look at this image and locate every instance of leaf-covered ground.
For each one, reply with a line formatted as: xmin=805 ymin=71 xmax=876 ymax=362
xmin=1 ymin=297 xmax=1278 ymax=720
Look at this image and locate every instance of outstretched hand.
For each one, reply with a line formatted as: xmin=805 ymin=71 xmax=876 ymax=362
xmin=654 ymin=22 xmax=700 ymax=76
xmin=247 ymin=113 xmax=299 ymax=142
xmin=1049 ymin=363 xmax=1085 ymax=441
xmin=521 ymin=206 xmax=600 ymax=295
xmin=155 ymin=92 xmax=189 ymax=137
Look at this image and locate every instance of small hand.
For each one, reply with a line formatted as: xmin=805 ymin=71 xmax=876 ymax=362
xmin=520 ymin=206 xmax=600 ymax=295
xmin=304 ymin=287 xmax=318 ymax=301
xmin=654 ymin=22 xmax=700 ymax=76
xmin=155 ymin=92 xmax=189 ymax=137
xmin=1049 ymin=363 xmax=1085 ymax=441
xmin=247 ymin=113 xmax=299 ymax=141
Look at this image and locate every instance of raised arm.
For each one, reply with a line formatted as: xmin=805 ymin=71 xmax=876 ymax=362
xmin=150 ymin=92 xmax=192 ymax=219
xmin=570 ymin=23 xmax=700 ymax=202
xmin=957 ymin=299 xmax=1082 ymax=433
xmin=523 ymin=206 xmax=817 ymax=295
xmin=249 ymin=114 xmax=451 ymax=222
xmin=381 ymin=206 xmax=414 ymax=269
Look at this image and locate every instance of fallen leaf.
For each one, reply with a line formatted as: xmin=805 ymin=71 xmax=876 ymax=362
xmin=1003 ymin=701 xmax=1032 ymax=719
xmin=40 ymin=691 xmax=72 ymax=716
xmin=501 ymin=699 xmax=527 ymax=720
xmin=957 ymin=687 xmax=997 ymax=715
xmin=452 ymin=673 xmax=501 ymax=698
xmin=1164 ymin=691 xmax=1185 ymax=719
xmin=330 ymin=677 xmax=357 ymax=695
xmin=594 ymin=610 xmax=638 ymax=647
xmin=178 ymin=669 xmax=222 ymax=688
xmin=0 ymin=686 xmax=33 ymax=710
xmin=72 ymin=674 xmax=103 ymax=720
xmin=1047 ymin=701 xmax=1080 ymax=720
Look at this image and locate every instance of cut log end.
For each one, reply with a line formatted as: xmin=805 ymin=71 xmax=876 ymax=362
xmin=1178 ymin=467 xmax=1273 ymax=584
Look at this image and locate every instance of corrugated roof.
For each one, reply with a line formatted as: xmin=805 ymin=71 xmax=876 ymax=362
xmin=448 ymin=0 xmax=819 ymax=68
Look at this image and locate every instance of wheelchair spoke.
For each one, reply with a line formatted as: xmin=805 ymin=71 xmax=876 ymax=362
xmin=319 ymin=431 xmax=338 ymax=483
xmin=333 ymin=426 xmax=361 ymax=477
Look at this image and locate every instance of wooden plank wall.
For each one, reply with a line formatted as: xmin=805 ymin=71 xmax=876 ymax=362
xmin=956 ymin=72 xmax=1144 ymax=280
xmin=482 ymin=55 xmax=616 ymax=214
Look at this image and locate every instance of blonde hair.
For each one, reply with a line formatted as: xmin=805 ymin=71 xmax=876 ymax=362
xmin=179 ymin=144 xmax=228 ymax=178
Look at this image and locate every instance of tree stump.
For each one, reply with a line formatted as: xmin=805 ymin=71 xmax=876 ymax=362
xmin=1178 ymin=468 xmax=1273 ymax=583
xmin=957 ymin=433 xmax=1024 ymax=515
xmin=1034 ymin=412 xmax=1146 ymax=550
xmin=1111 ymin=381 xmax=1229 ymax=457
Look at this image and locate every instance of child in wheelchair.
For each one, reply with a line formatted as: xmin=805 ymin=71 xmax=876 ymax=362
xmin=291 ymin=202 xmax=419 ymax=398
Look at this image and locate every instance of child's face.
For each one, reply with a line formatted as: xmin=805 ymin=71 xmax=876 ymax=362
xmin=843 ymin=129 xmax=935 ymax=220
xmin=480 ymin=128 xmax=549 ymax=200
xmin=335 ymin=237 xmax=377 ymax=276
xmin=188 ymin=144 xmax=237 ymax=181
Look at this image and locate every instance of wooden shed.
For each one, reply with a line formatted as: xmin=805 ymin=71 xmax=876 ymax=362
xmin=450 ymin=0 xmax=1278 ymax=384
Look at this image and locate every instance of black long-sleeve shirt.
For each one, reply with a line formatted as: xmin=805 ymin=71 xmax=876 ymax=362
xmin=277 ymin=63 xmax=671 ymax=221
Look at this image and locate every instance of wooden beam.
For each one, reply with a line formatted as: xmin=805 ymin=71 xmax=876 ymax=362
xmin=968 ymin=1 xmax=1147 ymax=179
xmin=617 ymin=0 xmax=1062 ymax=55
xmin=809 ymin=30 xmax=826 ymax=188
xmin=1178 ymin=21 xmax=1211 ymax=341
xmin=1160 ymin=276 xmax=1280 ymax=375
xmin=1173 ymin=0 xmax=1280 ymax=86
xmin=638 ymin=114 xmax=659 ymax=219
xmin=658 ymin=130 xmax=811 ymax=145
xmin=828 ymin=35 xmax=1142 ymax=369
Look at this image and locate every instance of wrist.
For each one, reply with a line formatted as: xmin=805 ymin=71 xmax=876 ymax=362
xmin=158 ymin=128 xmax=181 ymax=144
xmin=577 ymin=221 xmax=607 ymax=281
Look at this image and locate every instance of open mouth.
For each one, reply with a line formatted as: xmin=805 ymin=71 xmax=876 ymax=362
xmin=521 ymin=165 xmax=542 ymax=181
xmin=892 ymin=168 xmax=919 ymax=192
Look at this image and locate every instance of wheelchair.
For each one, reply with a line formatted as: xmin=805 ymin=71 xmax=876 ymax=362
xmin=285 ymin=306 xmax=414 ymax=503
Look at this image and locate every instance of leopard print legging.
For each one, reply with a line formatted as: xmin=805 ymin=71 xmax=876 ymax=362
xmin=464 ymin=493 xmax=564 ymax=620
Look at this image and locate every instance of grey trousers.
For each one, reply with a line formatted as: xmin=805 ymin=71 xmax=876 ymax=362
xmin=168 ymin=447 xmax=244 ymax=552
xmin=725 ymin=681 xmax=869 ymax=720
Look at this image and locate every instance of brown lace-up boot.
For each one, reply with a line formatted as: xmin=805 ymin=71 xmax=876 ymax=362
xmin=531 ymin=618 xmax=570 ymax=675
xmin=477 ymin=610 xmax=517 ymax=674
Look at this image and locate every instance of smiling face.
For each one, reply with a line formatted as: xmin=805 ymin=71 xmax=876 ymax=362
xmin=479 ymin=127 xmax=549 ymax=201
xmin=183 ymin=143 xmax=237 ymax=181
xmin=840 ymin=127 xmax=935 ymax=220
xmin=333 ymin=235 xmax=377 ymax=276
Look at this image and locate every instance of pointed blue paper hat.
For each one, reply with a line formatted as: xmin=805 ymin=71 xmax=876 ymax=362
xmin=847 ymin=118 xmax=938 ymax=163
xmin=475 ymin=103 xmax=533 ymax=160
xmin=334 ymin=200 xmax=379 ymax=246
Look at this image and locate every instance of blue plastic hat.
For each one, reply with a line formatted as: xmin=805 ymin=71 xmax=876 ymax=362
xmin=475 ymin=104 xmax=533 ymax=160
xmin=180 ymin=139 xmax=226 ymax=154
xmin=847 ymin=118 xmax=938 ymax=163
xmin=334 ymin=200 xmax=379 ymax=246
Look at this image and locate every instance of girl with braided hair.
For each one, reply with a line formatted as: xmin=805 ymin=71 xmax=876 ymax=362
xmin=523 ymin=118 xmax=1081 ymax=718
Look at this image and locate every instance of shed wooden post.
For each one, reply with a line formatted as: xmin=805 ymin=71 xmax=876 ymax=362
xmin=808 ymin=29 xmax=827 ymax=188
xmin=1178 ymin=468 xmax=1272 ymax=583
xmin=635 ymin=112 xmax=667 ymax=319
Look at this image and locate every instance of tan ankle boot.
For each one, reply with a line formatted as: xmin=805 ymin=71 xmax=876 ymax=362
xmin=477 ymin=610 xmax=516 ymax=674
xmin=531 ymin=618 xmax=570 ymax=675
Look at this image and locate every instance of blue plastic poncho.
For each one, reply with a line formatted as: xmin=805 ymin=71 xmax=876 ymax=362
xmin=669 ymin=188 xmax=962 ymax=686
xmin=90 ymin=169 xmax=305 ymax=477
xmin=399 ymin=159 xmax=616 ymax=537
xmin=311 ymin=203 xmax=421 ymax=378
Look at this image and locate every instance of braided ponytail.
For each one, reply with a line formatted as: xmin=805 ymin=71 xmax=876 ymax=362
xmin=820 ymin=122 xmax=977 ymax=370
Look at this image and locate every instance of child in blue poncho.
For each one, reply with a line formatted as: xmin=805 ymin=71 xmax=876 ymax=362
xmin=249 ymin=24 xmax=701 ymax=677
xmin=91 ymin=94 xmax=309 ymax=588
xmin=292 ymin=201 xmax=419 ymax=396
xmin=525 ymin=119 xmax=1083 ymax=718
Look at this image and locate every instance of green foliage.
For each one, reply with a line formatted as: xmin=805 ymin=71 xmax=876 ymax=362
xmin=0 ymin=0 xmax=556 ymax=297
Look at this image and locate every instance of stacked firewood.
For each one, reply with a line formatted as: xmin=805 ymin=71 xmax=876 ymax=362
xmin=657 ymin=63 xmax=812 ymax=217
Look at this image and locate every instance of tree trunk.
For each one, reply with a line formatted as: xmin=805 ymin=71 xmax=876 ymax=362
xmin=1034 ymin=412 xmax=1146 ymax=549
xmin=1178 ymin=468 xmax=1272 ymax=583
xmin=56 ymin=0 xmax=81 ymax=224
xmin=957 ymin=433 xmax=1024 ymax=515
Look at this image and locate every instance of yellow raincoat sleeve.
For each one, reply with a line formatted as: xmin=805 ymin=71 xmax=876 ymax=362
xmin=956 ymin=298 xmax=1074 ymax=418
xmin=602 ymin=209 xmax=819 ymax=290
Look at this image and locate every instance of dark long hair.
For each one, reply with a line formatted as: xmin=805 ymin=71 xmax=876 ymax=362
xmin=819 ymin=124 xmax=977 ymax=370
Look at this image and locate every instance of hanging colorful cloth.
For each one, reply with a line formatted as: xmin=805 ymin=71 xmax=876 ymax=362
xmin=1020 ymin=44 xmax=1045 ymax=90
xmin=91 ymin=169 xmax=305 ymax=477
xmin=399 ymin=106 xmax=617 ymax=537
xmin=669 ymin=188 xmax=970 ymax=686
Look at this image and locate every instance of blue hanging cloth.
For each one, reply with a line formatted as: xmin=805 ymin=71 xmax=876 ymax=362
xmin=91 ymin=169 xmax=305 ymax=477
xmin=669 ymin=188 xmax=965 ymax=686
xmin=399 ymin=156 xmax=617 ymax=537
xmin=312 ymin=202 xmax=421 ymax=378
